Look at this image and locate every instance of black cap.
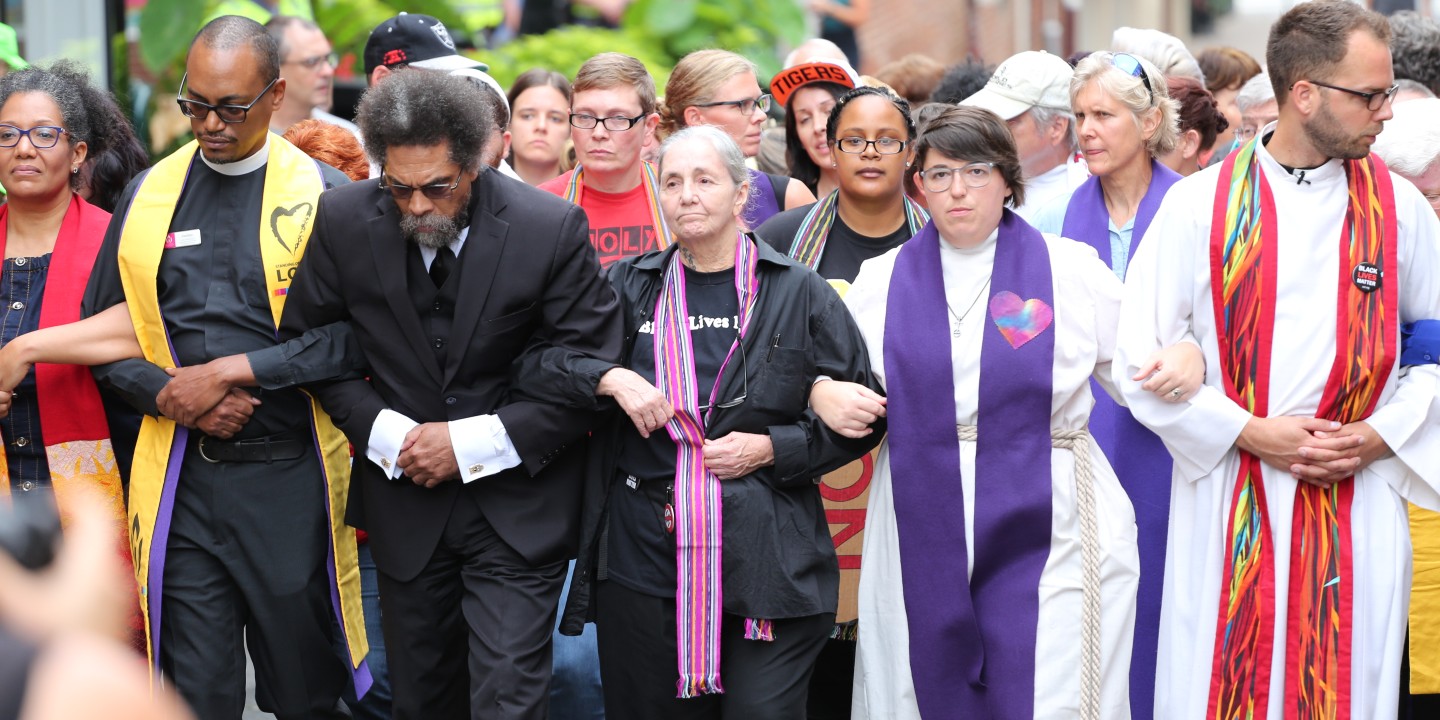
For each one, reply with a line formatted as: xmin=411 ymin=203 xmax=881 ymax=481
xmin=363 ymin=13 xmax=487 ymax=76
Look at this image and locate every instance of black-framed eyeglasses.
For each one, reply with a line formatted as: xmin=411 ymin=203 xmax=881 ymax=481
xmin=918 ymin=162 xmax=996 ymax=193
xmin=285 ymin=52 xmax=339 ymax=70
xmin=568 ymin=112 xmax=646 ymax=131
xmin=378 ymin=172 xmax=462 ymax=201
xmin=1304 ymin=80 xmax=1399 ymax=112
xmin=1112 ymin=53 xmax=1153 ymax=103
xmin=694 ymin=94 xmax=772 ymax=115
xmin=697 ymin=332 xmax=748 ymax=413
xmin=176 ymin=73 xmax=279 ymax=124
xmin=0 ymin=124 xmax=67 ymax=149
xmin=835 ymin=136 xmax=907 ymax=155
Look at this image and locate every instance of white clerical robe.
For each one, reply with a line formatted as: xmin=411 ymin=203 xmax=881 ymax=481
xmin=1114 ymin=137 xmax=1440 ymax=720
xmin=847 ymin=229 xmax=1139 ymax=719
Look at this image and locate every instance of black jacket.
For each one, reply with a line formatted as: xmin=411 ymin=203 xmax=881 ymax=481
xmin=540 ymin=237 xmax=884 ymax=633
xmin=278 ymin=169 xmax=623 ymax=581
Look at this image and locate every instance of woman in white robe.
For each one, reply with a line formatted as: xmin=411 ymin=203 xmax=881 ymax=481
xmin=838 ymin=105 xmax=1199 ymax=720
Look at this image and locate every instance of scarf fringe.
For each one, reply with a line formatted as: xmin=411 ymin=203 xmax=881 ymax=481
xmin=743 ymin=617 xmax=775 ymax=641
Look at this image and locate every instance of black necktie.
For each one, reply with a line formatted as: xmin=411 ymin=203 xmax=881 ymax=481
xmin=430 ymin=246 xmax=456 ymax=288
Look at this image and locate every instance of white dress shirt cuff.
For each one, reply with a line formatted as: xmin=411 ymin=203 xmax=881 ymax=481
xmin=450 ymin=414 xmax=522 ymax=482
xmin=367 ymin=409 xmax=418 ymax=479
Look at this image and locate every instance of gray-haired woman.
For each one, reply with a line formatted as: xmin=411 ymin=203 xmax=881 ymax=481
xmin=542 ymin=125 xmax=883 ymax=719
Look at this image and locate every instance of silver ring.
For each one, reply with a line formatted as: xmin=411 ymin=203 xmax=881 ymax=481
xmin=1169 ymin=388 xmax=1182 ymax=399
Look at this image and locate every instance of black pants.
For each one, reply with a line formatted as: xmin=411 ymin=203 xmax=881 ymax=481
xmin=159 ymin=444 xmax=349 ymax=720
xmin=596 ymin=580 xmax=833 ymax=720
xmin=377 ymin=493 xmax=567 ymax=720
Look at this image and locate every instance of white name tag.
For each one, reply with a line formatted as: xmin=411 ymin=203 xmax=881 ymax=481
xmin=165 ymin=229 xmax=202 ymax=249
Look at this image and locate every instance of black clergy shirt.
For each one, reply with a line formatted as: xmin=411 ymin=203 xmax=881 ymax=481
xmin=82 ymin=145 xmax=358 ymax=439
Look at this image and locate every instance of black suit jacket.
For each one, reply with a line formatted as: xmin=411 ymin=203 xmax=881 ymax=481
xmin=279 ymin=168 xmax=622 ymax=581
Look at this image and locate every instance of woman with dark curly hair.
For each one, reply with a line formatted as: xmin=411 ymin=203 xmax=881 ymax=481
xmin=1160 ymin=76 xmax=1229 ymax=177
xmin=0 ymin=59 xmax=143 ymax=650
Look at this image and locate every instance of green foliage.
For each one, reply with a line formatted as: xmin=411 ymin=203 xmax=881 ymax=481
xmin=622 ymin=0 xmax=807 ymax=81
xmin=482 ymin=26 xmax=673 ymax=91
xmin=136 ymin=0 xmax=209 ymax=77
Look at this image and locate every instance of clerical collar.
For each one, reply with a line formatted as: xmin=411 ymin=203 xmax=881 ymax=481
xmin=198 ymin=133 xmax=271 ymax=176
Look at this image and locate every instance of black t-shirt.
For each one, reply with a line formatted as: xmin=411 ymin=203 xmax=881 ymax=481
xmin=609 ymin=266 xmax=741 ymax=597
xmin=755 ymin=204 xmax=911 ymax=283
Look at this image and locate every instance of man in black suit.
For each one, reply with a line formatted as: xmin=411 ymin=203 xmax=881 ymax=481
xmin=279 ymin=69 xmax=621 ymax=719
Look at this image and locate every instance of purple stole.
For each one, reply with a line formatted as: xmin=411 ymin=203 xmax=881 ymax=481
xmin=741 ymin=169 xmax=781 ymax=231
xmin=1060 ymin=157 xmax=1180 ymax=720
xmin=883 ymin=210 xmax=1056 ymax=719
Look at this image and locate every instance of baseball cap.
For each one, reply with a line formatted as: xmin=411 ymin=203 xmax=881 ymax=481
xmin=961 ymin=51 xmax=1073 ymax=120
xmin=364 ymin=13 xmax=487 ymax=76
xmin=0 ymin=24 xmax=28 ymax=72
xmin=769 ymin=61 xmax=861 ymax=107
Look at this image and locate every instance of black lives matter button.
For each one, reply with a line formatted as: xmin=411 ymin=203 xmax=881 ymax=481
xmin=1353 ymin=261 xmax=1381 ymax=293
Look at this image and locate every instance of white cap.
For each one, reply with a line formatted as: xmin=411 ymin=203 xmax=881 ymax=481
xmin=961 ymin=51 xmax=1074 ymax=119
xmin=451 ymin=68 xmax=508 ymax=115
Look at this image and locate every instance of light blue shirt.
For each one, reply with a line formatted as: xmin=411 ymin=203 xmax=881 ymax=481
xmin=1029 ymin=189 xmax=1136 ymax=280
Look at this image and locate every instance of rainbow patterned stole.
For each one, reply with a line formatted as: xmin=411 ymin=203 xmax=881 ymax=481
xmin=564 ymin=162 xmax=671 ymax=249
xmin=1206 ymin=139 xmax=1398 ymax=720
xmin=652 ymin=235 xmax=761 ymax=697
xmin=785 ymin=190 xmax=929 ymax=269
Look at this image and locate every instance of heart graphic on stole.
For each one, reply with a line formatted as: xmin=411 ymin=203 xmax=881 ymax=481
xmin=270 ymin=202 xmax=315 ymax=255
xmin=989 ymin=291 xmax=1053 ymax=349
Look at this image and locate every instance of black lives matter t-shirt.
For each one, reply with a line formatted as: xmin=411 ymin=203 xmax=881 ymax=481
xmin=608 ymin=266 xmax=740 ymax=597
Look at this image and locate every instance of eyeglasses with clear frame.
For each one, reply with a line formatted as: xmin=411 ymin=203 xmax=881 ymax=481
xmin=918 ymin=162 xmax=997 ymax=193
xmin=378 ymin=172 xmax=462 ymax=201
xmin=176 ymin=73 xmax=280 ymax=124
xmin=1303 ymin=80 xmax=1399 ymax=112
xmin=285 ymin=52 xmax=339 ymax=70
xmin=0 ymin=125 xmax=67 ymax=149
xmin=694 ymin=94 xmax=772 ymax=115
xmin=835 ymin=136 xmax=907 ymax=155
xmin=568 ymin=112 xmax=646 ymax=131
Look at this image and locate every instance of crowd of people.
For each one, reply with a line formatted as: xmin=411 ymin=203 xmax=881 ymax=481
xmin=1 ymin=1 xmax=1439 ymax=720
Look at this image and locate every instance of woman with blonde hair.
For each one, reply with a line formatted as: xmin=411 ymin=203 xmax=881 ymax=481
xmin=1031 ymin=49 xmax=1182 ymax=720
xmin=660 ymin=49 xmax=815 ymax=230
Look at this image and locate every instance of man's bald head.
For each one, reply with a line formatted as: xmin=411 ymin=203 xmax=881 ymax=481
xmin=191 ymin=15 xmax=280 ymax=84
xmin=783 ymin=38 xmax=849 ymax=69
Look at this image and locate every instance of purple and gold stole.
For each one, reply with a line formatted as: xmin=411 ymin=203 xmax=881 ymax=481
xmin=652 ymin=234 xmax=762 ymax=697
xmin=1205 ymin=139 xmax=1397 ymax=720
xmin=786 ymin=190 xmax=929 ymax=269
xmin=883 ymin=210 xmax=1056 ymax=719
xmin=564 ymin=162 xmax=671 ymax=249
xmin=1060 ymin=157 xmax=1180 ymax=719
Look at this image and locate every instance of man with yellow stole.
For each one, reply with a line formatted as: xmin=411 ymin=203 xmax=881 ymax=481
xmin=79 ymin=17 xmax=367 ymax=720
xmin=1116 ymin=2 xmax=1440 ymax=718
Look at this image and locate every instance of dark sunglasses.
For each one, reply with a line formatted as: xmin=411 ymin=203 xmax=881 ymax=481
xmin=379 ymin=172 xmax=462 ymax=201
xmin=176 ymin=73 xmax=279 ymax=124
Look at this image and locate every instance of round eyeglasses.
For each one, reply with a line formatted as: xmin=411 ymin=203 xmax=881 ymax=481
xmin=835 ymin=137 xmax=906 ymax=155
xmin=0 ymin=124 xmax=67 ymax=149
xmin=918 ymin=162 xmax=996 ymax=193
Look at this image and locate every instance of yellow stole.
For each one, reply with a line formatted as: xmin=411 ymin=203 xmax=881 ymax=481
xmin=117 ymin=136 xmax=367 ymax=678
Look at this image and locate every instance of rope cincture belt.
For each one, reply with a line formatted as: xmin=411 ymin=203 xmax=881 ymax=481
xmin=956 ymin=424 xmax=1101 ymax=720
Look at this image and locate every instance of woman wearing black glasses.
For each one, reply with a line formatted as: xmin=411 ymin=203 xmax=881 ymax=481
xmin=538 ymin=125 xmax=881 ymax=719
xmin=1028 ymin=50 xmax=1187 ymax=720
xmin=0 ymin=61 xmax=145 ymax=652
xmin=659 ymin=49 xmax=816 ymax=230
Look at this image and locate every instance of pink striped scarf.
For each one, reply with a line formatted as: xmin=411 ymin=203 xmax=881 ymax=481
xmin=652 ymin=234 xmax=763 ymax=697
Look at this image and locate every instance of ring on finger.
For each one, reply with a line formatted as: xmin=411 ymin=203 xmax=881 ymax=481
xmin=1169 ymin=388 xmax=1182 ymax=399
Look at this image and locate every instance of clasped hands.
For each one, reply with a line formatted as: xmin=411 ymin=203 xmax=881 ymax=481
xmin=597 ymin=368 xmax=774 ymax=479
xmin=156 ymin=357 xmax=259 ymax=439
xmin=1238 ymin=416 xmax=1389 ymax=488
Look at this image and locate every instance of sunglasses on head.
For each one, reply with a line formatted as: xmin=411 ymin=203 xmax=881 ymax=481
xmin=1111 ymin=53 xmax=1154 ymax=103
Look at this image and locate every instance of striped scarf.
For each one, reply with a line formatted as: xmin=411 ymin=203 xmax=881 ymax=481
xmin=652 ymin=234 xmax=761 ymax=698
xmin=786 ymin=190 xmax=929 ymax=269
xmin=1206 ymin=139 xmax=1397 ymax=720
xmin=564 ymin=162 xmax=671 ymax=249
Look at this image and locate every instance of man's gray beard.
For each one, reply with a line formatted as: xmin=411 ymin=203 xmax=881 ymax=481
xmin=400 ymin=187 xmax=471 ymax=249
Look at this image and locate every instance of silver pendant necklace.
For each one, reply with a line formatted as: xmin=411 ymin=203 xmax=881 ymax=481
xmin=946 ymin=277 xmax=992 ymax=338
